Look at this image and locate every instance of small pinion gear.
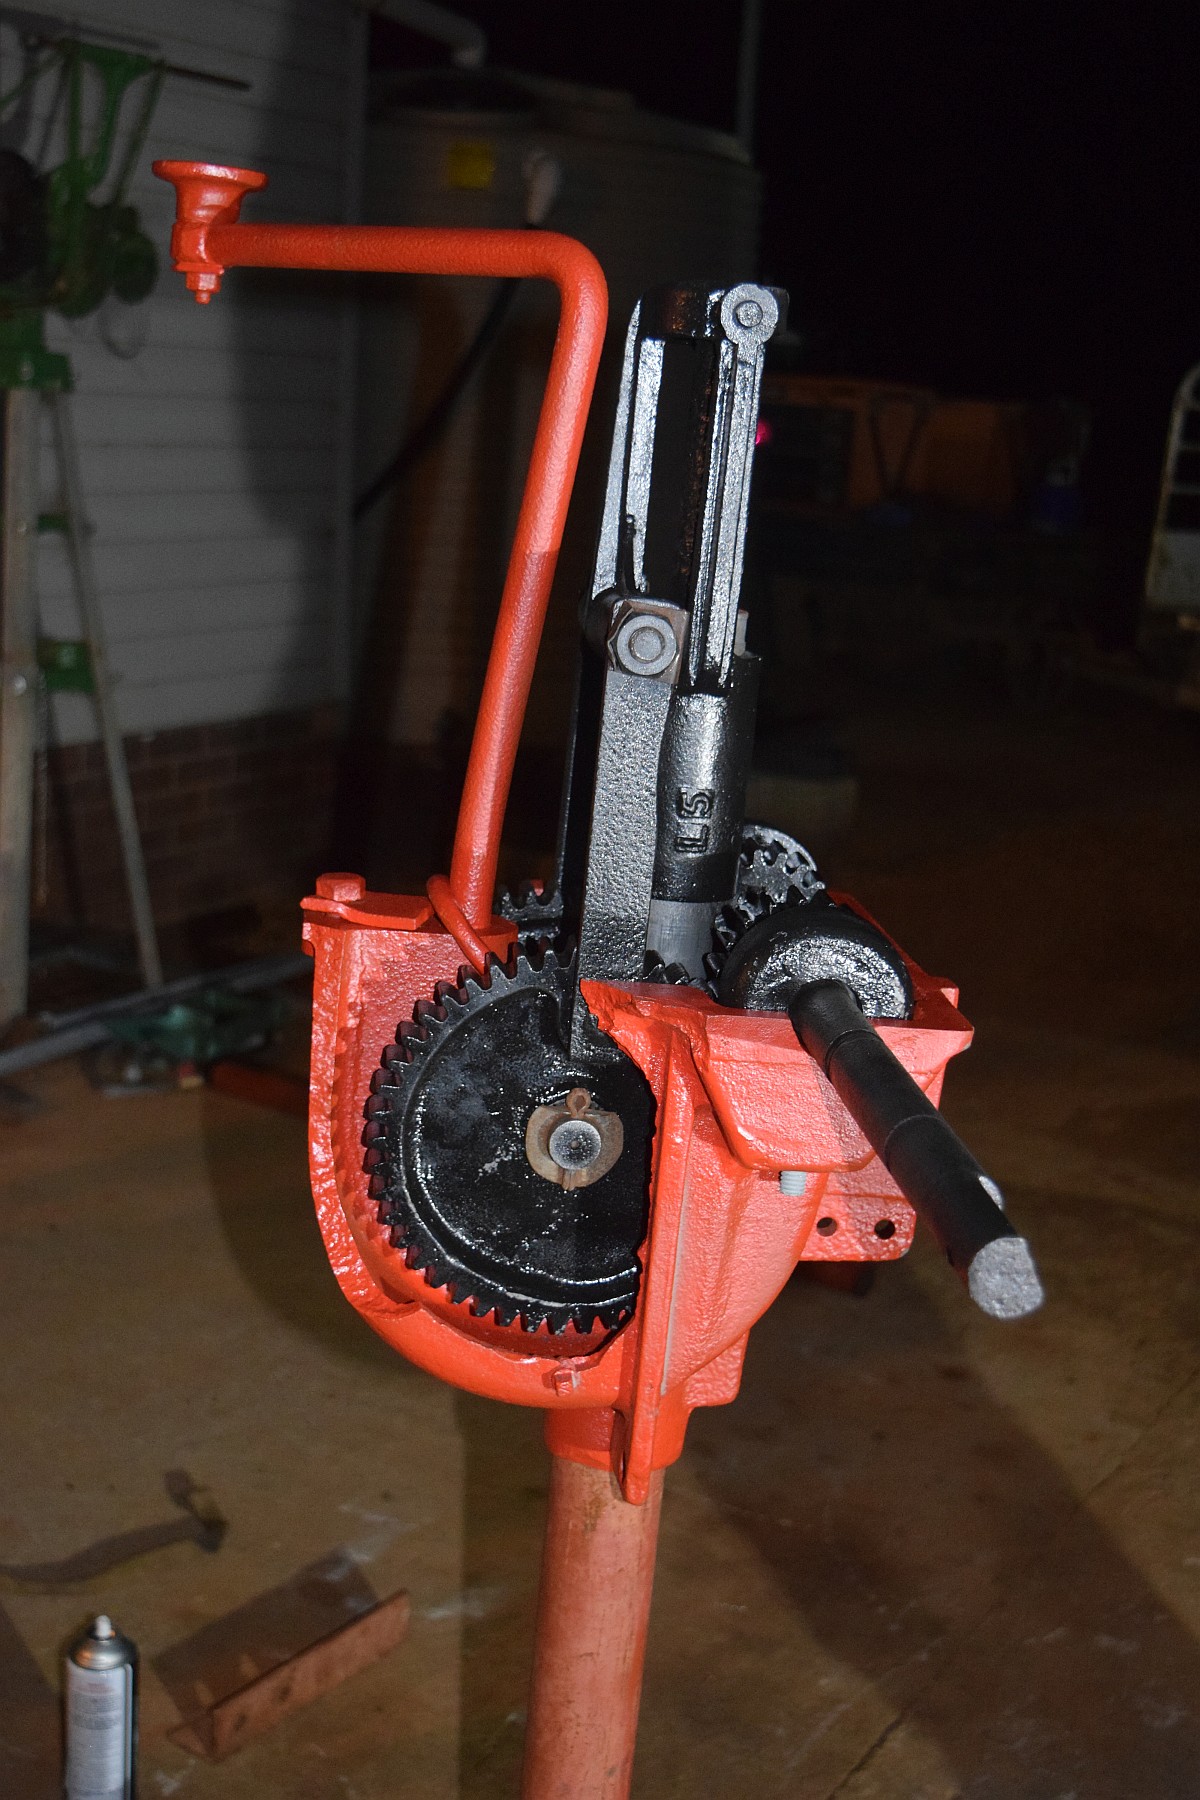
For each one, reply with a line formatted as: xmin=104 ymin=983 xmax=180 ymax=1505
xmin=736 ymin=822 xmax=825 ymax=909
xmin=706 ymin=880 xmax=914 ymax=1021
xmin=495 ymin=879 xmax=563 ymax=945
xmin=362 ymin=943 xmax=654 ymax=1335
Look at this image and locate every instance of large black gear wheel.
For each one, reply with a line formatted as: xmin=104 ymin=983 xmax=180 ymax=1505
xmin=362 ymin=944 xmax=654 ymax=1335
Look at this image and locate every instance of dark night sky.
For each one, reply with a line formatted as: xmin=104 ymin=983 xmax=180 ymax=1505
xmin=374 ymin=2 xmax=1200 ymax=545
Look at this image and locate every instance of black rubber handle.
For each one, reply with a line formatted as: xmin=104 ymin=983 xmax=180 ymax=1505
xmin=788 ymin=979 xmax=1043 ymax=1319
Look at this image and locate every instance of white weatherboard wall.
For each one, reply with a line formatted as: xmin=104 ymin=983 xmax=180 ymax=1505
xmin=1 ymin=0 xmax=358 ymax=742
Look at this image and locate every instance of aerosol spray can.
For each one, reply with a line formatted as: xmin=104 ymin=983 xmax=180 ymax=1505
xmin=64 ymin=1614 xmax=137 ymax=1800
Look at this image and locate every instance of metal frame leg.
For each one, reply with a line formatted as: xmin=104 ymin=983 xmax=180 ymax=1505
xmin=49 ymin=390 xmax=162 ymax=989
xmin=0 ymin=389 xmax=40 ymax=1026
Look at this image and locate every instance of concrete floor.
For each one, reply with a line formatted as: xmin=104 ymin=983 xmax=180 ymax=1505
xmin=2 ymin=679 xmax=1199 ymax=1798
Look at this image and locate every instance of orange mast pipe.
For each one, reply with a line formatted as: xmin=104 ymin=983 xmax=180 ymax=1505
xmin=155 ymin=163 xmax=608 ymax=933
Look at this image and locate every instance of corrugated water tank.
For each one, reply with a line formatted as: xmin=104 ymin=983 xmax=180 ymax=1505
xmin=354 ymin=68 xmax=760 ymax=752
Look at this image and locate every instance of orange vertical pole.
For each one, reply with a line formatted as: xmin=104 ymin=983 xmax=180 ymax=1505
xmin=153 ymin=161 xmax=608 ymax=938
xmin=521 ymin=1459 xmax=665 ymax=1800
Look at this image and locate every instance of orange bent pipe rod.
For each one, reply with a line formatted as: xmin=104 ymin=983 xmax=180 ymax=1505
xmin=153 ymin=160 xmax=608 ymax=938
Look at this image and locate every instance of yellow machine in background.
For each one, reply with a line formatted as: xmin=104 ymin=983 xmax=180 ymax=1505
xmin=748 ymin=372 xmax=1091 ymax=722
xmin=758 ymin=374 xmax=1083 ymax=522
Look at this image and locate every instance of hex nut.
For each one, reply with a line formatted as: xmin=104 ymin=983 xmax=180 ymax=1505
xmin=720 ymin=283 xmax=779 ymax=344
xmin=612 ymin=611 xmax=678 ymax=678
xmin=315 ymin=872 xmax=366 ymax=903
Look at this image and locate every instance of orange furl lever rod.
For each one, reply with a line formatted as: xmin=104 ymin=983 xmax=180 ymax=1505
xmin=153 ymin=161 xmax=608 ymax=938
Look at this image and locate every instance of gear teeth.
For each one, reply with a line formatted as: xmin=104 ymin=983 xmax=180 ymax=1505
xmin=737 ymin=827 xmax=825 ymax=909
xmin=713 ymin=908 xmax=741 ymax=949
xmin=643 ymin=952 xmax=692 ymax=985
xmin=367 ymin=942 xmax=643 ymax=1338
xmin=496 ymin=877 xmax=564 ymax=936
xmin=750 ymin=843 xmax=780 ymax=867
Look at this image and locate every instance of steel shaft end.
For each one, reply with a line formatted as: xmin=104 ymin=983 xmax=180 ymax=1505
xmin=967 ymin=1236 xmax=1045 ymax=1320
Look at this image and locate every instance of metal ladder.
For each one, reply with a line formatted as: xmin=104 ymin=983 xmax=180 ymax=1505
xmin=1145 ymin=361 xmax=1200 ymax=617
xmin=0 ymin=385 xmax=162 ymax=1027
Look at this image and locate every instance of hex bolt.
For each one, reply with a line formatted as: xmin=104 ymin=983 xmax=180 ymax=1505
xmin=612 ymin=611 xmax=678 ymax=678
xmin=315 ymin=872 xmax=366 ymax=903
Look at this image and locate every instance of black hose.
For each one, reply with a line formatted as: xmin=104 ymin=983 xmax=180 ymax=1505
xmin=352 ymin=274 xmax=522 ymax=522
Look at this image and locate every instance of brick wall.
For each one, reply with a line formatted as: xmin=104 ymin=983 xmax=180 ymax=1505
xmin=34 ymin=707 xmax=339 ymax=941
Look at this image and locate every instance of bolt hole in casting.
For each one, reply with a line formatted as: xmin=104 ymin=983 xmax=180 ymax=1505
xmin=154 ymin=160 xmax=1045 ymax=1800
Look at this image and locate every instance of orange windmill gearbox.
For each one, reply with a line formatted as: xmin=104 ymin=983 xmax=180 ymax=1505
xmin=157 ymin=162 xmax=1043 ymax=1800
